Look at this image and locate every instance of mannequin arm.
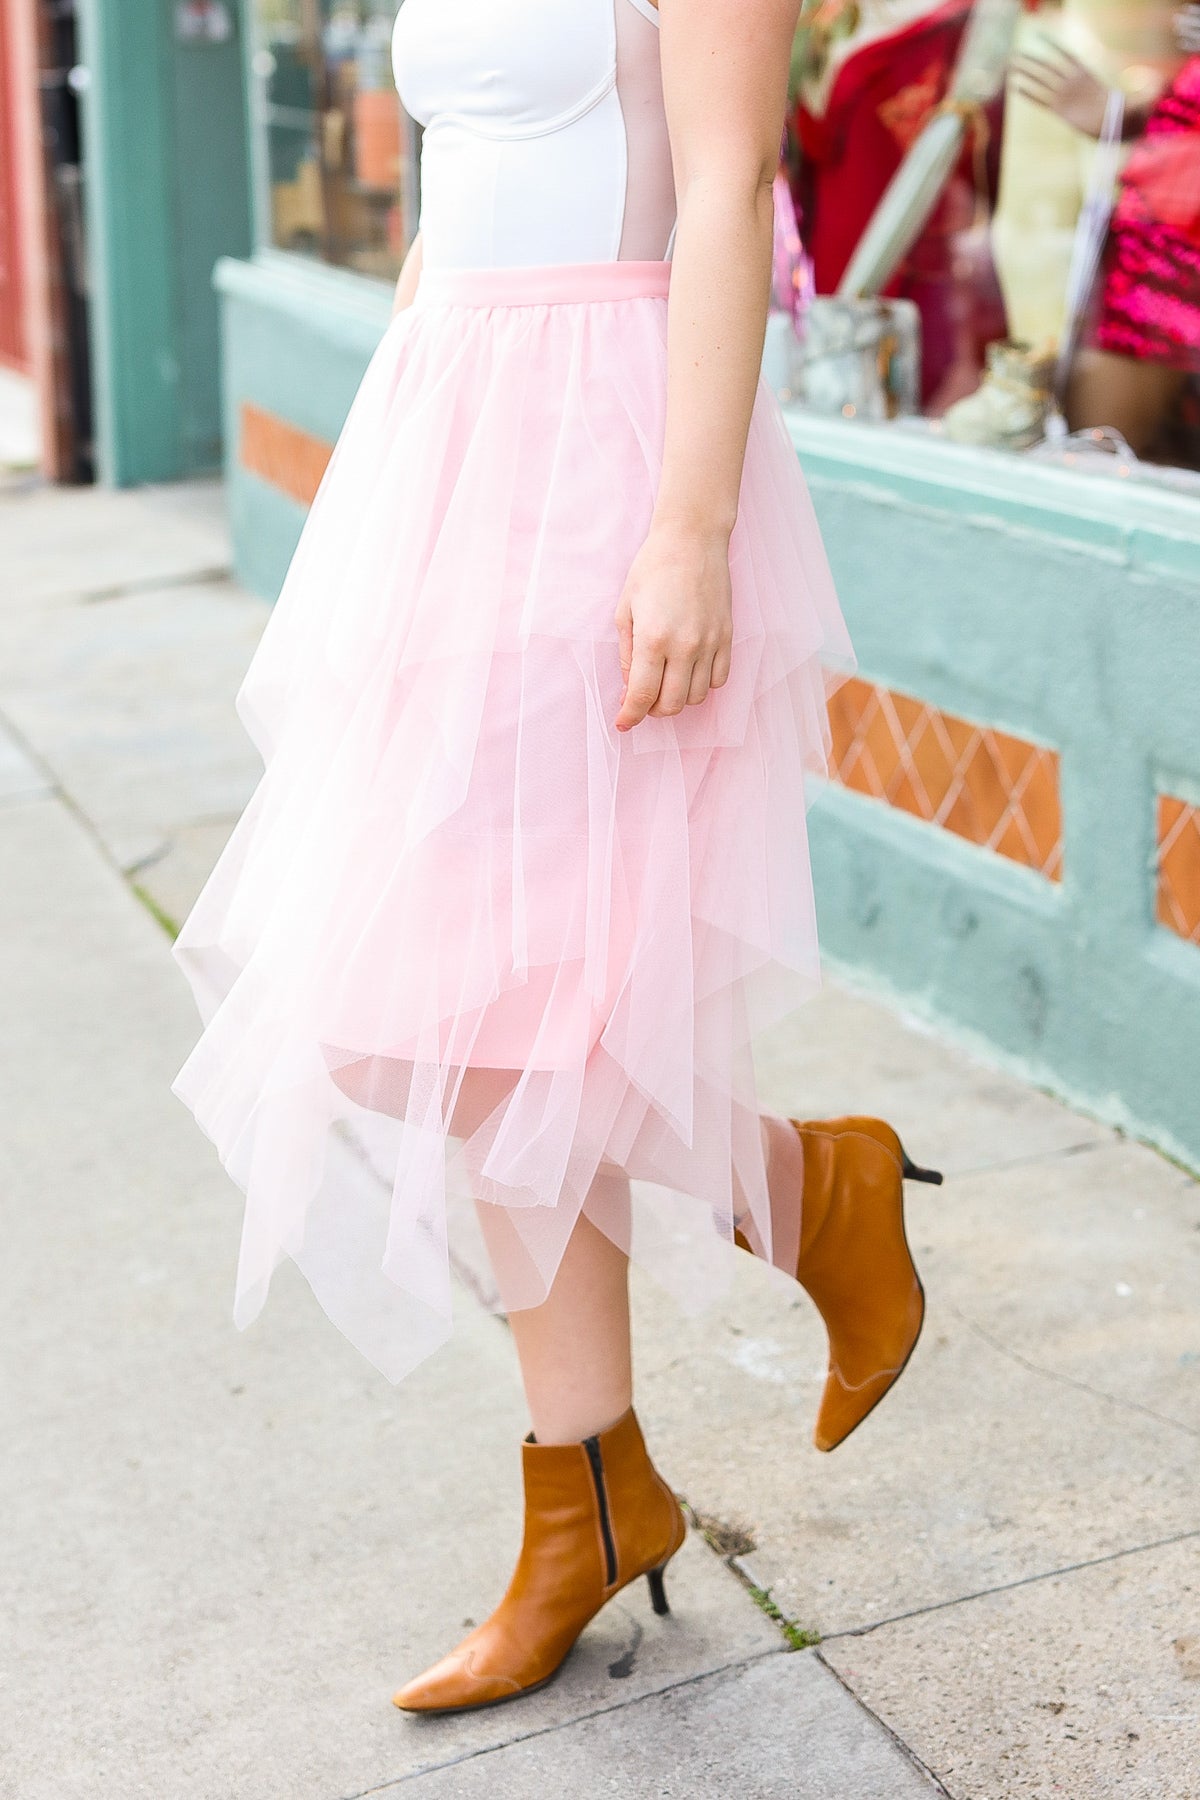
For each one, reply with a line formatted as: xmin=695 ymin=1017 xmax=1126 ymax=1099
xmin=1010 ymin=46 xmax=1155 ymax=139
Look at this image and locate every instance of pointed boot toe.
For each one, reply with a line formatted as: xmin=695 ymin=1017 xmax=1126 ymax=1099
xmin=391 ymin=1408 xmax=685 ymax=1716
xmin=391 ymin=1654 xmax=460 ymax=1713
xmin=392 ymin=1643 xmax=522 ymax=1714
xmin=811 ymin=1277 xmax=926 ymax=1452
xmin=737 ymin=1116 xmax=939 ymax=1451
xmin=796 ymin=1118 xmax=933 ymax=1452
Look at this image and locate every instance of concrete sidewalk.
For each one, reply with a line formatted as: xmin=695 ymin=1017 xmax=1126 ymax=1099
xmin=1 ymin=478 xmax=1196 ymax=1799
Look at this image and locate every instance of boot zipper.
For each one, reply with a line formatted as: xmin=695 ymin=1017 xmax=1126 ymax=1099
xmin=583 ymin=1435 xmax=618 ymax=1587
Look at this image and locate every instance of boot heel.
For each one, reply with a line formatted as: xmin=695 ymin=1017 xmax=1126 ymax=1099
xmin=646 ymin=1565 xmax=670 ymax=1616
xmin=900 ymin=1147 xmax=943 ymax=1186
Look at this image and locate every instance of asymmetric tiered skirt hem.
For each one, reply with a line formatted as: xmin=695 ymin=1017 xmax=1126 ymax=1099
xmin=173 ymin=258 xmax=854 ymax=1380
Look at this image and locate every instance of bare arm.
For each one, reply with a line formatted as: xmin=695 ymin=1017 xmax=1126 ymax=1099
xmin=391 ymin=229 xmax=424 ymax=317
xmin=614 ymin=0 xmax=800 ymax=732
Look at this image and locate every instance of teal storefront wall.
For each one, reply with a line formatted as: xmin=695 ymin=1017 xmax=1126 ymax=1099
xmin=789 ymin=419 xmax=1200 ymax=1172
xmin=214 ymin=251 xmax=1200 ymax=1172
xmin=77 ymin=0 xmax=252 ymax=484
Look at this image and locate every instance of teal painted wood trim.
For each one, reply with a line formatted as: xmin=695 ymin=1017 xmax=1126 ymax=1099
xmin=215 ymin=253 xmax=391 ymax=594
xmin=785 ymin=413 xmax=1200 ymax=582
xmin=77 ymin=0 xmax=180 ymax=484
xmin=215 ymin=252 xmax=393 ymax=368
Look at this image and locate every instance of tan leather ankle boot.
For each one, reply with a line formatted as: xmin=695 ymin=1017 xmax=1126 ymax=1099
xmin=738 ymin=1116 xmax=941 ymax=1453
xmin=392 ymin=1406 xmax=686 ymax=1714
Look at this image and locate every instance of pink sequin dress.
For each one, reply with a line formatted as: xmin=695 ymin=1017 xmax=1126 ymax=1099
xmin=1092 ymin=56 xmax=1200 ymax=371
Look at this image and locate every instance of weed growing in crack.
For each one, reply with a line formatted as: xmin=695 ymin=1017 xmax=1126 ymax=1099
xmin=682 ymin=1501 xmax=820 ymax=1651
xmin=746 ymin=1586 xmax=820 ymax=1651
xmin=131 ymin=882 xmax=181 ymax=941
xmin=691 ymin=1508 xmax=757 ymax=1560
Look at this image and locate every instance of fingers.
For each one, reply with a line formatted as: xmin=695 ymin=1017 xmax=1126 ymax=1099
xmin=685 ymin=658 xmax=713 ymax=710
xmin=1010 ymin=56 xmax=1056 ymax=86
xmin=615 ymin=594 xmax=633 ymax=689
xmin=646 ymin=621 xmax=733 ymax=716
xmin=612 ymin=607 xmax=733 ymax=733
xmin=615 ymin=645 xmax=732 ymax=731
xmin=614 ymin=642 xmax=666 ymax=732
xmin=1009 ymin=45 xmax=1087 ymax=95
xmin=1009 ymin=58 xmax=1066 ymax=100
xmin=1010 ymin=47 xmax=1110 ymax=136
xmin=1009 ymin=79 xmax=1055 ymax=114
xmin=650 ymin=654 xmax=697 ymax=719
xmin=1016 ymin=40 xmax=1088 ymax=76
xmin=678 ymin=637 xmax=731 ymax=711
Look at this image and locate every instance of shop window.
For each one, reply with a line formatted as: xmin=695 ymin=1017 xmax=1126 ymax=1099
xmin=769 ymin=0 xmax=1200 ymax=483
xmin=250 ymin=0 xmax=418 ymax=280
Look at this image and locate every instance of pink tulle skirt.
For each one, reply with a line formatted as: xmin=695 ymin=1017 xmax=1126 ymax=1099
xmin=173 ymin=259 xmax=854 ymax=1381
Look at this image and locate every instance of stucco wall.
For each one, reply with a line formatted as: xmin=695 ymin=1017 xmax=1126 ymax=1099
xmin=792 ymin=419 xmax=1200 ymax=1171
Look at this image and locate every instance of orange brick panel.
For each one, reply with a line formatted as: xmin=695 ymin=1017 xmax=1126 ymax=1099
xmin=239 ymin=403 xmax=333 ymax=508
xmin=1157 ymin=795 xmax=1200 ymax=944
xmin=827 ymin=676 xmax=1064 ymax=882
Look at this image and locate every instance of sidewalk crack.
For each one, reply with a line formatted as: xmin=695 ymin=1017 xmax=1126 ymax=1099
xmin=79 ymin=563 xmax=233 ymax=604
xmin=952 ymin=1305 xmax=1200 ymax=1441
xmin=815 ymin=1649 xmax=957 ymax=1797
xmin=821 ymin=1525 xmax=1200 ymax=1643
xmin=341 ymin=1648 xmax=782 ymax=1796
xmin=946 ymin=1137 xmax=1105 ymax=1179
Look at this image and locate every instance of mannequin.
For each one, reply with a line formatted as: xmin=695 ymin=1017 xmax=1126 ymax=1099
xmin=992 ymin=0 xmax=1180 ymax=349
xmin=797 ymin=0 xmax=947 ymax=114
xmin=792 ymin=0 xmax=1006 ymax=408
xmin=1006 ymin=2 xmax=1196 ymax=458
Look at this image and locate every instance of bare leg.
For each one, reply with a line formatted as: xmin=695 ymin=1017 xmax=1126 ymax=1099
xmin=479 ymin=1111 xmax=804 ymax=1446
xmin=336 ymin=1056 xmax=800 ymax=1434
xmin=500 ymin=1204 xmax=633 ymax=1445
xmin=493 ymin=1113 xmax=805 ymax=1448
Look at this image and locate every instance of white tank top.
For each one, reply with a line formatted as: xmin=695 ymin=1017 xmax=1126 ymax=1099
xmin=391 ymin=0 xmax=677 ymax=269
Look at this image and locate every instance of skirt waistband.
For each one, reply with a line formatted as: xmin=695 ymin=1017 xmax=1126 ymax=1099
xmin=412 ymin=259 xmax=673 ymax=310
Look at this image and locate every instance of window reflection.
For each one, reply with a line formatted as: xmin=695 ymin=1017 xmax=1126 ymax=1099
xmin=772 ymin=0 xmax=1200 ymax=476
xmin=245 ymin=0 xmax=1200 ymax=476
xmin=253 ymin=0 xmax=419 ymax=279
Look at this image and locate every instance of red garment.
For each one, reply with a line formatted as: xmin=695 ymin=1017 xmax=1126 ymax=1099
xmin=1091 ymin=57 xmax=1200 ymax=371
xmin=1115 ymin=57 xmax=1200 ymax=243
xmin=793 ymin=0 xmax=1007 ymax=407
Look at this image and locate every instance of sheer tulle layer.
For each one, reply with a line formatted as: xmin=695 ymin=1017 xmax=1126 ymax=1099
xmin=173 ymin=259 xmax=854 ymax=1380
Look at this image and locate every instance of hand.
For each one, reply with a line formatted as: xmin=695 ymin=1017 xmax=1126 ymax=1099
xmin=1177 ymin=4 xmax=1200 ymax=54
xmin=1010 ymin=44 xmax=1113 ymax=138
xmin=613 ymin=522 xmax=734 ymax=732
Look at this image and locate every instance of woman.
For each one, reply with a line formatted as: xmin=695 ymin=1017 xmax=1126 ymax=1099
xmin=174 ymin=0 xmax=938 ymax=1714
xmin=1013 ymin=7 xmax=1200 ymax=456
